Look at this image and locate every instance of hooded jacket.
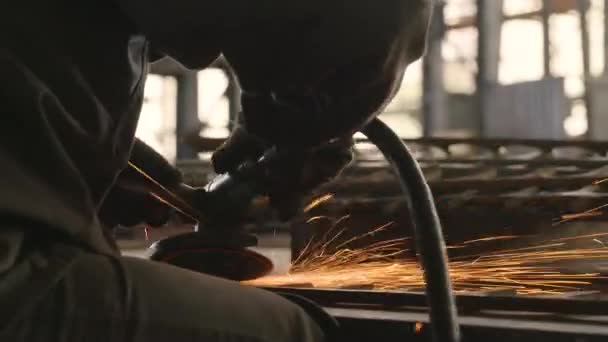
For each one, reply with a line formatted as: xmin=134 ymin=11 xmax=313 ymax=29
xmin=0 ymin=0 xmax=430 ymax=254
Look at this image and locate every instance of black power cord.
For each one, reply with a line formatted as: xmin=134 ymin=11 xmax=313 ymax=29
xmin=362 ymin=118 xmax=460 ymax=342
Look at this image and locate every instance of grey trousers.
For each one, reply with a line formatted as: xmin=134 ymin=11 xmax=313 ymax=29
xmin=0 ymin=229 xmax=324 ymax=342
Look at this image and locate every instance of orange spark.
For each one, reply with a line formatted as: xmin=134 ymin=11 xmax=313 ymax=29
xmin=304 ymin=194 xmax=334 ymax=213
xmin=246 ymin=227 xmax=608 ymax=295
xmin=554 ymin=203 xmax=608 ymax=226
xmin=554 ymin=232 xmax=608 ymax=242
xmin=560 ymin=212 xmax=603 ymax=220
xmin=415 ymin=322 xmax=424 ymax=334
xmin=306 ymin=216 xmax=329 ymax=224
xmin=463 ymin=235 xmax=521 ymax=244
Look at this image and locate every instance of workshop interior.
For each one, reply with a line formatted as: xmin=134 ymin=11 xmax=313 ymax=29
xmin=111 ymin=0 xmax=608 ymax=341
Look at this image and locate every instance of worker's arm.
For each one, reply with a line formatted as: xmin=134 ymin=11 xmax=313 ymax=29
xmin=214 ymin=0 xmax=432 ymax=217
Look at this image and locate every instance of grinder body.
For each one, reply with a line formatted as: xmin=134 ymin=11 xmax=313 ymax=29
xmin=146 ymin=148 xmax=288 ymax=281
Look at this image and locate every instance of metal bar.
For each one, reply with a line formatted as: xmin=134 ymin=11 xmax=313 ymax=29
xmin=579 ymin=0 xmax=592 ymax=79
xmin=578 ymin=0 xmax=594 ymax=139
xmin=429 ymin=176 xmax=606 ymax=193
xmin=475 ymin=0 xmax=502 ymax=136
xmin=605 ymin=0 xmax=608 ymax=75
xmin=397 ymin=137 xmax=608 ymax=150
xmin=184 ymin=136 xmax=608 ymax=154
xmin=447 ymin=3 xmax=591 ymax=31
xmin=176 ymin=72 xmax=200 ymax=160
xmin=413 ymin=158 xmax=608 ymax=168
xmin=261 ymin=287 xmax=608 ymax=316
xmin=476 ymin=0 xmax=485 ymax=135
xmin=542 ymin=0 xmax=552 ymax=77
xmin=326 ymin=307 xmax=608 ymax=337
xmin=476 ymin=0 xmax=496 ymax=135
xmin=447 ymin=11 xmax=544 ymax=31
xmin=422 ymin=1 xmax=447 ymax=137
xmin=323 ymin=175 xmax=604 ymax=194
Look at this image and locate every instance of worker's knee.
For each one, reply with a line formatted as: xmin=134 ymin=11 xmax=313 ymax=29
xmin=0 ymin=244 xmax=326 ymax=342
xmin=120 ymin=256 xmax=325 ymax=342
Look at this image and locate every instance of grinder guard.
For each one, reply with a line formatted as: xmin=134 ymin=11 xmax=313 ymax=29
xmin=147 ymin=230 xmax=274 ymax=281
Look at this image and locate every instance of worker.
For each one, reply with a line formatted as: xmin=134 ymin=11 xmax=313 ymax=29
xmin=0 ymin=0 xmax=431 ymax=341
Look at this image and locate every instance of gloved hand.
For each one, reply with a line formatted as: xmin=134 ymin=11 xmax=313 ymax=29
xmin=98 ymin=185 xmax=174 ymax=228
xmin=98 ymin=138 xmax=187 ymax=228
xmin=212 ymin=126 xmax=353 ymax=221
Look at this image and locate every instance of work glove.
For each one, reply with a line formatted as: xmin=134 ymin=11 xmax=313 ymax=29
xmin=98 ymin=185 xmax=174 ymax=228
xmin=212 ymin=126 xmax=353 ymax=221
xmin=98 ymin=139 xmax=186 ymax=228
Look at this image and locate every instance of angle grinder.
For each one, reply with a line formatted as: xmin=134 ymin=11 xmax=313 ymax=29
xmin=131 ymin=148 xmax=288 ymax=281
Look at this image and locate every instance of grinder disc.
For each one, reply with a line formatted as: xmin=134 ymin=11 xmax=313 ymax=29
xmin=148 ymin=231 xmax=274 ymax=281
xmin=159 ymin=247 xmax=273 ymax=281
